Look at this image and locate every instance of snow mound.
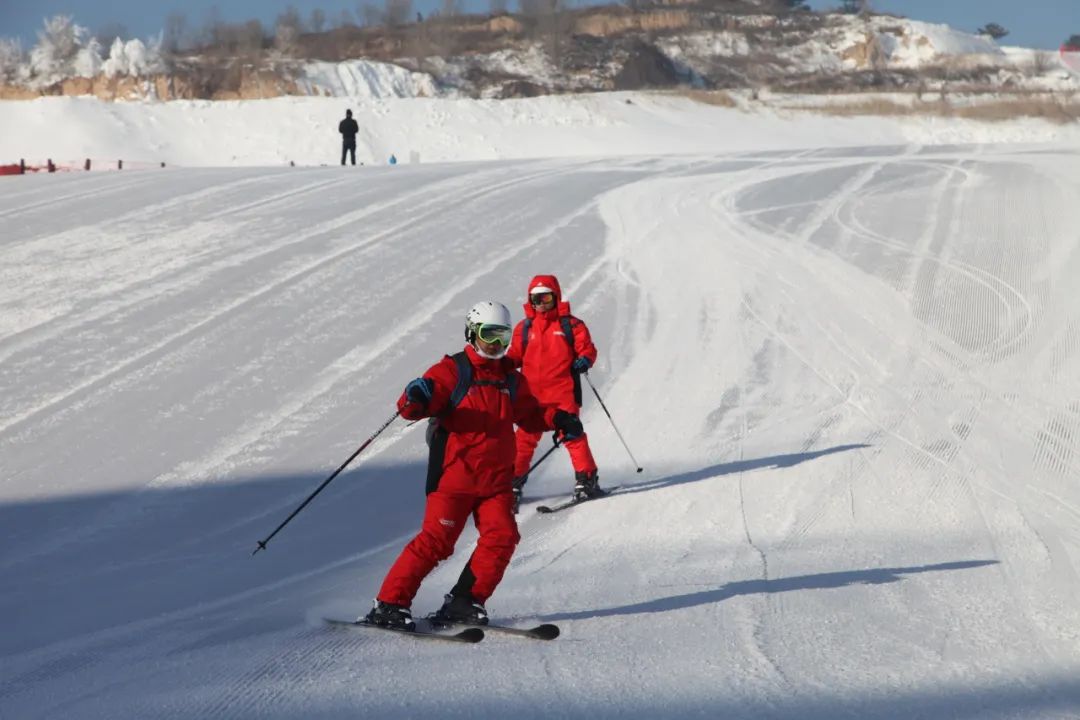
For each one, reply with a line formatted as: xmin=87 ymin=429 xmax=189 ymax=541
xmin=882 ymin=19 xmax=1005 ymax=67
xmin=295 ymin=60 xmax=440 ymax=99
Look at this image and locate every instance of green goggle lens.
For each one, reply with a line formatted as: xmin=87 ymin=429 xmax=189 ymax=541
xmin=476 ymin=324 xmax=512 ymax=346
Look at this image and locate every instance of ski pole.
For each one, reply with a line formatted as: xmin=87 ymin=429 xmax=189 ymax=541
xmin=513 ymin=433 xmax=563 ymax=491
xmin=252 ymin=410 xmax=400 ymax=555
xmin=583 ymin=372 xmax=643 ymax=473
xmin=512 ymin=434 xmax=562 ymax=514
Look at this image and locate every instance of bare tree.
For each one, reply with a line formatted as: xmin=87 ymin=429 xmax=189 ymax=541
xmin=1031 ymin=51 xmax=1054 ymax=75
xmin=521 ymin=0 xmax=569 ymax=69
xmin=162 ymin=12 xmax=189 ymax=55
xmin=386 ymin=0 xmax=413 ymax=27
xmin=197 ymin=6 xmax=225 ymax=48
xmin=335 ymin=9 xmax=356 ymax=28
xmin=359 ymin=3 xmax=384 ymax=27
xmin=275 ymin=6 xmax=304 ymax=54
xmin=442 ymin=0 xmax=464 ymax=17
xmin=310 ymin=9 xmax=327 ymax=33
xmin=519 ymin=0 xmax=546 ymax=17
xmin=237 ymin=19 xmax=265 ymax=59
xmin=490 ymin=0 xmax=509 ymax=13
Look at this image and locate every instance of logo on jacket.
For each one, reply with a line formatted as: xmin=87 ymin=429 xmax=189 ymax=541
xmin=439 ymin=518 xmax=456 ymax=528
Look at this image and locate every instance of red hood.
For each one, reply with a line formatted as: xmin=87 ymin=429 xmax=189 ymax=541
xmin=523 ymin=274 xmax=568 ymax=319
xmin=527 ymin=274 xmax=562 ymax=302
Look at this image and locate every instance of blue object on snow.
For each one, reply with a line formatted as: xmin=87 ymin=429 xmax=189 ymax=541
xmin=389 ymin=154 xmax=397 ymax=165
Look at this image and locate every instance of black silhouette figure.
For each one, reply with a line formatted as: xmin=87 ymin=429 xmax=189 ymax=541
xmin=339 ymin=109 xmax=359 ymax=166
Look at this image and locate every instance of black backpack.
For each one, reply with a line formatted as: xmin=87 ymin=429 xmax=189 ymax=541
xmin=424 ymin=351 xmax=519 ymax=494
xmin=520 ymin=315 xmax=576 ymax=358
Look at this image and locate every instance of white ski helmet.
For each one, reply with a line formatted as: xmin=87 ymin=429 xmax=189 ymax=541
xmin=465 ymin=301 xmax=513 ymax=358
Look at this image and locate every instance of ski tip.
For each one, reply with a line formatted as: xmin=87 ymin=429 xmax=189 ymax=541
xmin=457 ymin=628 xmax=485 ymax=643
xmin=532 ymin=624 xmax=560 ymax=640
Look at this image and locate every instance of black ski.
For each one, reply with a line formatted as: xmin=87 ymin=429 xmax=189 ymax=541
xmin=429 ymin=618 xmax=560 ymax=640
xmin=324 ymin=618 xmax=484 ymax=643
xmin=537 ymin=486 xmax=621 ymax=514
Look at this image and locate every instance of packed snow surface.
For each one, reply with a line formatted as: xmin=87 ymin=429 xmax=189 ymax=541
xmin=3 ymin=122 xmax=1080 ymax=718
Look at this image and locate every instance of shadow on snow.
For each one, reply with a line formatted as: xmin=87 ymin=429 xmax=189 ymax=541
xmin=539 ymin=559 xmax=1000 ymax=622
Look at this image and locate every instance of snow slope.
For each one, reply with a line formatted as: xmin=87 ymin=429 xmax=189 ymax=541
xmin=4 ymin=92 xmax=1080 ymax=169
xmin=3 ymin=140 xmax=1080 ymax=718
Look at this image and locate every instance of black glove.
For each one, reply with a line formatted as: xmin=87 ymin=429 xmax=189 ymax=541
xmin=572 ymin=357 xmax=591 ymax=374
xmin=405 ymin=377 xmax=433 ymax=406
xmin=553 ymin=410 xmax=583 ymax=440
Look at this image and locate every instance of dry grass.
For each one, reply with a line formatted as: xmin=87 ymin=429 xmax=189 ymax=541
xmin=677 ymin=88 xmax=739 ymax=107
xmin=787 ymin=94 xmax=1080 ymax=124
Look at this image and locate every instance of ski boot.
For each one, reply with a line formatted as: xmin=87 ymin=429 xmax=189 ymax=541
xmin=430 ymin=593 xmax=489 ymax=626
xmin=363 ymin=600 xmax=416 ymax=631
xmin=573 ymin=470 xmax=603 ymax=500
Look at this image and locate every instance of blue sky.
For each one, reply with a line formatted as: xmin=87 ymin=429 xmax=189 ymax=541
xmin=1 ymin=0 xmax=1076 ymax=50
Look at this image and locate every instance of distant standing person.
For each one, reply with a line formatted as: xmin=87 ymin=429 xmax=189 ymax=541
xmin=339 ymin=109 xmax=359 ymax=166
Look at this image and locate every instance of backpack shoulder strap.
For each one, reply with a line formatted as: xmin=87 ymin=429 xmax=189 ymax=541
xmin=447 ymin=351 xmax=472 ymax=411
xmin=506 ymin=371 xmax=519 ymax=404
xmin=520 ymin=318 xmax=533 ymax=357
xmin=560 ymin=316 xmax=576 ymax=357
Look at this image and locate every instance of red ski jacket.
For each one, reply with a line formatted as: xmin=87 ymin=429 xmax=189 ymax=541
xmin=507 ymin=275 xmax=597 ymax=413
xmin=398 ymin=344 xmax=556 ymax=496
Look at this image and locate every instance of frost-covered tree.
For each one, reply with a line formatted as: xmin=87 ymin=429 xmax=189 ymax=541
xmin=0 ymin=37 xmax=27 ymax=83
xmin=101 ymin=35 xmax=166 ymax=77
xmin=30 ymin=15 xmax=81 ymax=81
xmin=73 ymin=35 xmax=103 ymax=77
xmin=30 ymin=15 xmax=103 ymax=83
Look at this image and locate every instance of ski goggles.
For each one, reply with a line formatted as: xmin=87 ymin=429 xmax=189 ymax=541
xmin=529 ymin=292 xmax=555 ymax=305
xmin=475 ymin=324 xmax=512 ymax=346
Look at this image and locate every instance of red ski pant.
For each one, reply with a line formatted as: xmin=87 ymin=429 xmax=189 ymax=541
xmin=513 ymin=427 xmax=597 ymax=479
xmin=377 ymin=490 xmax=520 ymax=607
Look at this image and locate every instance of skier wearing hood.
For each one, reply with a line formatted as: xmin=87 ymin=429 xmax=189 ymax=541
xmin=363 ymin=301 xmax=583 ymax=631
xmin=507 ymin=275 xmax=601 ymax=505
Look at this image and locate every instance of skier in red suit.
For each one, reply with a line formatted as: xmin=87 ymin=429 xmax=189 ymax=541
xmin=364 ymin=301 xmax=583 ymax=631
xmin=507 ymin=275 xmax=601 ymax=505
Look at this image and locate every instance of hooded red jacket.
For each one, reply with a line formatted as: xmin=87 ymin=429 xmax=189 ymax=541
xmin=507 ymin=275 xmax=597 ymax=412
xmin=398 ymin=344 xmax=556 ymax=496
